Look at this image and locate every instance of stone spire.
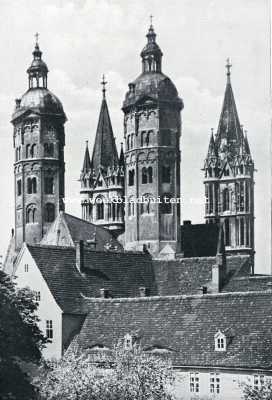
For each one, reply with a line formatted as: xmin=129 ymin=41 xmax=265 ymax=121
xmin=207 ymin=128 xmax=217 ymax=158
xmin=91 ymin=76 xmax=119 ymax=176
xmin=82 ymin=141 xmax=92 ymax=172
xmin=215 ymin=59 xmax=242 ymax=156
xmin=119 ymin=142 xmax=125 ymax=168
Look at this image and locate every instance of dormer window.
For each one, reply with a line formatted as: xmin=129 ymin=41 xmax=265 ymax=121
xmin=214 ymin=331 xmax=226 ymax=351
xmin=124 ymin=333 xmax=133 ymax=350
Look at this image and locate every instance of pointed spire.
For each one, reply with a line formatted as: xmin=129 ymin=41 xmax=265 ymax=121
xmin=82 ymin=141 xmax=92 ymax=172
xmin=207 ymin=128 xmax=217 ymax=157
xmin=91 ymin=79 xmax=119 ymax=176
xmin=119 ymin=142 xmax=125 ymax=168
xmin=243 ymin=130 xmax=251 ymax=155
xmin=215 ymin=59 xmax=242 ymax=156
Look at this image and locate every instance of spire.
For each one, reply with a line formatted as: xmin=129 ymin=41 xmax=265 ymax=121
xmin=91 ymin=78 xmax=119 ymax=176
xmin=27 ymin=33 xmax=49 ymax=89
xmin=215 ymin=59 xmax=242 ymax=156
xmin=140 ymin=17 xmax=163 ymax=73
xmin=207 ymin=128 xmax=217 ymax=157
xmin=119 ymin=142 xmax=125 ymax=168
xmin=243 ymin=130 xmax=251 ymax=155
xmin=82 ymin=141 xmax=92 ymax=172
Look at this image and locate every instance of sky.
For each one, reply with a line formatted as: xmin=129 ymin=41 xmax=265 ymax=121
xmin=0 ymin=0 xmax=270 ymax=272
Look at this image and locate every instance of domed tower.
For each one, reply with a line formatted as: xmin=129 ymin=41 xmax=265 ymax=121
xmin=122 ymin=22 xmax=184 ymax=257
xmin=11 ymin=35 xmax=66 ymax=251
xmin=203 ymin=60 xmax=254 ymax=261
xmin=80 ymin=77 xmax=125 ymax=236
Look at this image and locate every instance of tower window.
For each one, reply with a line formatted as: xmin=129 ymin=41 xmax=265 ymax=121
xmin=96 ymin=198 xmax=104 ymax=220
xmin=130 ymin=134 xmax=134 ymax=149
xmin=17 ymin=180 xmax=22 ymax=196
xmin=128 ymin=198 xmax=135 ymax=217
xmin=44 ymin=143 xmax=54 ymax=157
xmin=222 ymin=188 xmax=230 ymax=211
xmin=145 ymin=131 xmax=150 ymax=146
xmin=148 ymin=167 xmax=153 ymax=183
xmin=27 ymin=177 xmax=37 ymax=194
xmin=160 ymin=193 xmax=172 ymax=214
xmin=26 ymin=205 xmax=37 ymax=223
xmin=44 ymin=203 xmax=55 ymax=223
xmin=30 ymin=144 xmax=37 ymax=158
xmin=127 ymin=135 xmax=130 ymax=150
xmin=46 ymin=320 xmax=53 ymax=339
xmin=140 ymin=131 xmax=146 ymax=147
xmin=44 ymin=177 xmax=54 ymax=194
xmin=140 ymin=195 xmax=152 ymax=215
xmin=128 ymin=170 xmax=135 ymax=186
xmin=162 ymin=166 xmax=171 ymax=183
xmin=26 ymin=144 xmax=31 ymax=159
xmin=142 ymin=167 xmax=148 ymax=184
xmin=224 ymin=219 xmax=230 ymax=246
xmin=240 ymin=218 xmax=245 ymax=246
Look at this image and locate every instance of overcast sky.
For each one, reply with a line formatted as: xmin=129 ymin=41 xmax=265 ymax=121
xmin=0 ymin=0 xmax=270 ymax=272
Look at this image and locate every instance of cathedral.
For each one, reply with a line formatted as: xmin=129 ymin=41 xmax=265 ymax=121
xmin=4 ymin=23 xmax=272 ymax=400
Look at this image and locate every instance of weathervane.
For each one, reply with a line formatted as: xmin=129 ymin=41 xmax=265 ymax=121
xmin=101 ymin=74 xmax=107 ymax=98
xmin=226 ymin=58 xmax=232 ymax=81
xmin=150 ymin=14 xmax=154 ymax=25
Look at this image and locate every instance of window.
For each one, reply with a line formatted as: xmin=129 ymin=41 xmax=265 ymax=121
xmin=160 ymin=193 xmax=172 ymax=214
xmin=224 ymin=219 xmax=230 ymax=246
xmin=140 ymin=195 xmax=153 ymax=215
xmin=44 ymin=177 xmax=54 ymax=194
xmin=148 ymin=167 xmax=153 ymax=183
xmin=44 ymin=143 xmax=54 ymax=157
xmin=142 ymin=167 xmax=148 ymax=184
xmin=17 ymin=180 xmax=22 ymax=196
xmin=124 ymin=333 xmax=133 ymax=350
xmin=222 ymin=188 xmax=230 ymax=211
xmin=224 ymin=168 xmax=230 ymax=176
xmin=214 ymin=331 xmax=226 ymax=351
xmin=26 ymin=205 xmax=37 ymax=223
xmin=128 ymin=170 xmax=135 ymax=186
xmin=44 ymin=203 xmax=55 ymax=223
xmin=26 ymin=144 xmax=31 ymax=158
xmin=190 ymin=372 xmax=199 ymax=393
xmin=210 ymin=373 xmax=220 ymax=394
xmin=145 ymin=131 xmax=150 ymax=146
xmin=30 ymin=144 xmax=37 ymax=158
xmin=24 ymin=264 xmax=29 ymax=272
xmin=140 ymin=131 xmax=145 ymax=147
xmin=96 ymin=200 xmax=104 ymax=220
xmin=130 ymin=134 xmax=134 ymax=149
xmin=46 ymin=320 xmax=53 ymax=339
xmin=34 ymin=291 xmax=41 ymax=302
xmin=127 ymin=135 xmax=130 ymax=150
xmin=128 ymin=198 xmax=135 ymax=217
xmin=27 ymin=177 xmax=37 ymax=194
xmin=253 ymin=375 xmax=265 ymax=391
xmin=240 ymin=218 xmax=245 ymax=246
xmin=162 ymin=166 xmax=171 ymax=183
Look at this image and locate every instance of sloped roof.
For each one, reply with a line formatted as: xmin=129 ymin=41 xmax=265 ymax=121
xmin=26 ymin=244 xmax=155 ymax=312
xmin=40 ymin=212 xmax=123 ymax=251
xmin=91 ymin=97 xmax=118 ymax=176
xmin=75 ymin=291 xmax=272 ymax=370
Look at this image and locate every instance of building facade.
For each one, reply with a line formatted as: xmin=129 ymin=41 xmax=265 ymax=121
xmin=203 ymin=60 xmax=254 ymax=261
xmin=11 ymin=38 xmax=66 ymax=251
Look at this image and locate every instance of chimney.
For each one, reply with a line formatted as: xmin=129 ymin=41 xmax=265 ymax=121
xmin=139 ymin=286 xmax=149 ymax=297
xmin=76 ymin=240 xmax=84 ymax=272
xmin=100 ymin=288 xmax=109 ymax=298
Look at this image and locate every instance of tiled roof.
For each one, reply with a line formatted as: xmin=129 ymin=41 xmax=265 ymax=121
xmin=75 ymin=291 xmax=272 ymax=370
xmin=40 ymin=212 xmax=123 ymax=251
xmin=26 ymin=244 xmax=155 ymax=312
xmin=223 ymin=275 xmax=272 ymax=293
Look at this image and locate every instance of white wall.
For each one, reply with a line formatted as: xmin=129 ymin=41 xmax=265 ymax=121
xmin=15 ymin=246 xmax=63 ymax=359
xmin=174 ymin=369 xmax=271 ymax=400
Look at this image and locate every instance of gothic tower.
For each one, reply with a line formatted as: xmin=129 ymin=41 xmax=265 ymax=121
xmin=122 ymin=23 xmax=184 ymax=256
xmin=203 ymin=60 xmax=254 ymax=260
xmin=11 ymin=36 xmax=66 ymax=251
xmin=80 ymin=77 xmax=125 ymax=235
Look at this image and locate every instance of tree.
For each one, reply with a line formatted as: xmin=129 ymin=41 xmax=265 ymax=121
xmin=243 ymin=381 xmax=272 ymax=400
xmin=35 ymin=342 xmax=175 ymax=400
xmin=0 ymin=270 xmax=47 ymax=400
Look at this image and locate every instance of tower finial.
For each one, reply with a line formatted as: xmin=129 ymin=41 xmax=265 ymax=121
xmin=86 ymin=140 xmax=89 ymax=147
xmin=150 ymin=14 xmax=154 ymax=26
xmin=101 ymin=74 xmax=107 ymax=99
xmin=226 ymin=58 xmax=232 ymax=82
xmin=35 ymin=32 xmax=39 ymax=47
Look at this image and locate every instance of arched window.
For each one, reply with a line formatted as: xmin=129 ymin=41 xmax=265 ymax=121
xmin=160 ymin=193 xmax=172 ymax=214
xmin=44 ymin=203 xmax=55 ymax=223
xmin=148 ymin=166 xmax=153 ymax=183
xmin=26 ymin=205 xmax=37 ymax=223
xmin=45 ymin=177 xmax=54 ymax=194
xmin=222 ymin=188 xmax=230 ymax=211
xmin=140 ymin=195 xmax=152 ymax=215
xmin=162 ymin=166 xmax=171 ymax=183
xmin=141 ymin=132 xmax=145 ymax=147
xmin=128 ymin=170 xmax=135 ymax=186
xmin=44 ymin=143 xmax=54 ymax=157
xmin=27 ymin=177 xmax=37 ymax=194
xmin=240 ymin=218 xmax=245 ymax=246
xmin=127 ymin=135 xmax=130 ymax=150
xmin=214 ymin=331 xmax=227 ymax=352
xmin=145 ymin=132 xmax=150 ymax=146
xmin=30 ymin=144 xmax=37 ymax=158
xmin=130 ymin=134 xmax=134 ymax=149
xmin=26 ymin=144 xmax=31 ymax=159
xmin=17 ymin=180 xmax=22 ymax=196
xmin=97 ymin=200 xmax=104 ymax=220
xmin=18 ymin=146 xmax=21 ymax=160
xmin=224 ymin=219 xmax=230 ymax=246
xmin=142 ymin=167 xmax=148 ymax=184
xmin=128 ymin=199 xmax=135 ymax=217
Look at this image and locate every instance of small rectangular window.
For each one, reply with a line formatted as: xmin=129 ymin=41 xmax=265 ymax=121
xmin=46 ymin=320 xmax=53 ymax=339
xmin=17 ymin=180 xmax=22 ymax=196
xmin=34 ymin=291 xmax=41 ymax=302
xmin=190 ymin=372 xmax=199 ymax=393
xmin=24 ymin=264 xmax=29 ymax=272
xmin=44 ymin=177 xmax=54 ymax=194
xmin=254 ymin=375 xmax=265 ymax=390
xmin=210 ymin=373 xmax=220 ymax=394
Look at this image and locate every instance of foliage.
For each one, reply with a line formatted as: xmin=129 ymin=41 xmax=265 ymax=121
xmin=35 ymin=342 xmax=175 ymax=400
xmin=243 ymin=381 xmax=272 ymax=400
xmin=0 ymin=270 xmax=47 ymax=400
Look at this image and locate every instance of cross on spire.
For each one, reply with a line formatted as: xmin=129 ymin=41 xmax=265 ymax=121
xmin=101 ymin=74 xmax=107 ymax=98
xmin=150 ymin=14 xmax=154 ymax=26
xmin=226 ymin=58 xmax=232 ymax=82
xmin=35 ymin=32 xmax=39 ymax=46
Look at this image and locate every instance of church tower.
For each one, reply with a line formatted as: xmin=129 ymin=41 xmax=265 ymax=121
xmin=11 ymin=36 xmax=66 ymax=251
xmin=80 ymin=77 xmax=125 ymax=235
xmin=122 ymin=22 xmax=184 ymax=256
xmin=203 ymin=60 xmax=254 ymax=260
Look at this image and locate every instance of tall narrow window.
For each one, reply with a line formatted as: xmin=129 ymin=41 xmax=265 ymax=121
xmin=162 ymin=166 xmax=171 ymax=183
xmin=46 ymin=320 xmax=53 ymax=339
xmin=45 ymin=177 xmax=54 ymax=194
xmin=44 ymin=143 xmax=54 ymax=157
xmin=160 ymin=193 xmax=172 ymax=214
xmin=96 ymin=201 xmax=104 ymax=220
xmin=145 ymin=132 xmax=150 ymax=146
xmin=148 ymin=166 xmax=153 ymax=183
xmin=254 ymin=375 xmax=265 ymax=391
xmin=240 ymin=218 xmax=245 ymax=246
xmin=30 ymin=144 xmax=37 ymax=158
xmin=222 ymin=188 xmax=230 ymax=211
xmin=141 ymin=132 xmax=145 ymax=147
xmin=127 ymin=135 xmax=130 ymax=150
xmin=26 ymin=144 xmax=31 ymax=158
xmin=190 ymin=372 xmax=199 ymax=393
xmin=142 ymin=167 xmax=148 ymax=184
xmin=224 ymin=219 xmax=230 ymax=246
xmin=17 ymin=180 xmax=22 ymax=196
xmin=209 ymin=185 xmax=214 ymax=214
xmin=45 ymin=203 xmax=55 ymax=223
xmin=128 ymin=170 xmax=135 ymax=186
xmin=210 ymin=373 xmax=220 ymax=394
xmin=32 ymin=178 xmax=37 ymax=194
